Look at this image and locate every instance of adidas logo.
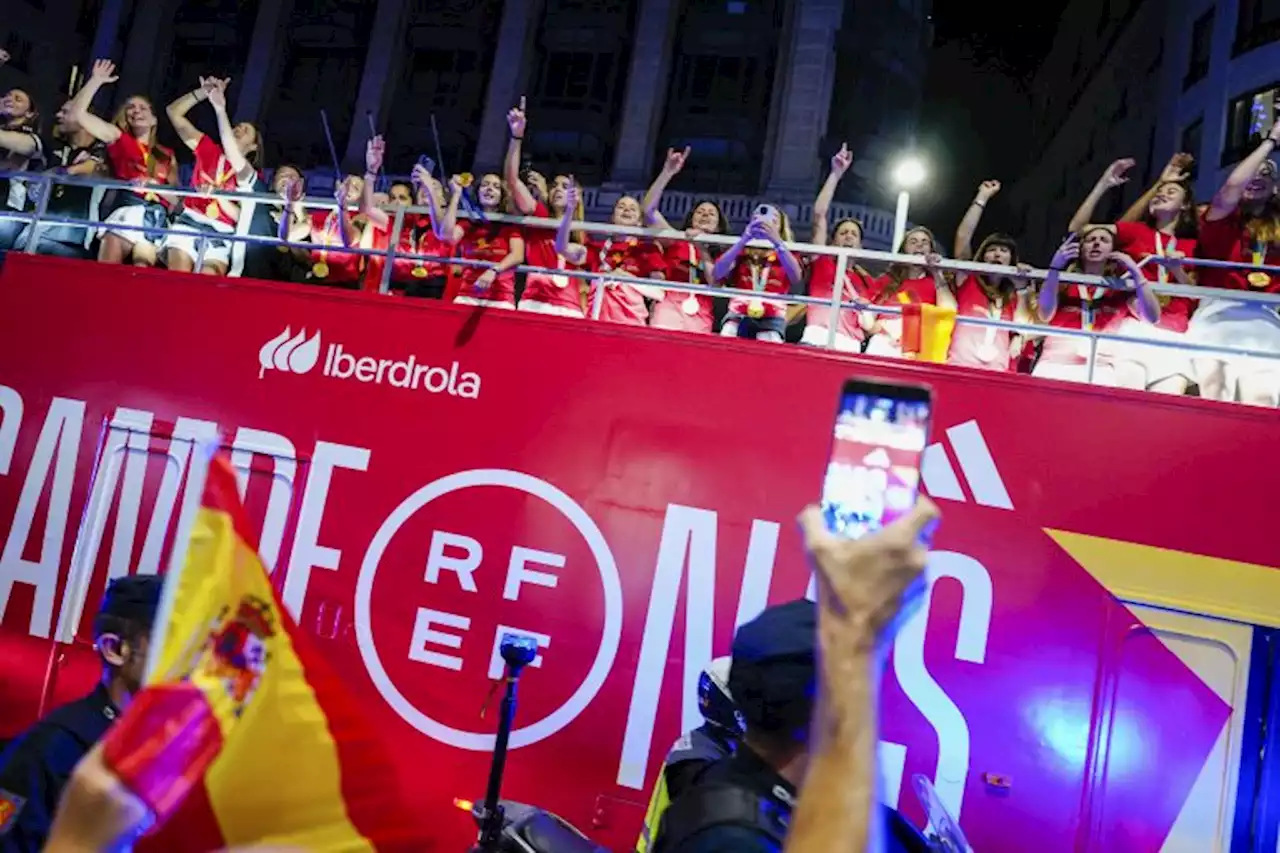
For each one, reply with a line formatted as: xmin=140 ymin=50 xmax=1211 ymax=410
xmin=259 ymin=327 xmax=322 ymax=378
xmin=920 ymin=420 xmax=1013 ymax=509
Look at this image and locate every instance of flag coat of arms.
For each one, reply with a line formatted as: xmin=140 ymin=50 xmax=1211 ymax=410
xmin=107 ymin=455 xmax=431 ymax=852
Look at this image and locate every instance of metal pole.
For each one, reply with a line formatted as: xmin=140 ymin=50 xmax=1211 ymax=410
xmin=1086 ymin=335 xmax=1098 ymax=384
xmin=892 ymin=189 xmax=909 ymax=251
xmin=826 ymin=252 xmax=848 ymax=350
xmin=21 ymin=174 xmax=53 ymax=254
xmin=379 ymin=206 xmax=406 ymax=295
xmin=195 ymin=235 xmax=209 ymax=274
xmin=590 ymin=279 xmax=605 ymax=320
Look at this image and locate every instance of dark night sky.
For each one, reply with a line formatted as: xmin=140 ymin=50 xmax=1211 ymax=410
xmin=910 ymin=1 xmax=1072 ymax=243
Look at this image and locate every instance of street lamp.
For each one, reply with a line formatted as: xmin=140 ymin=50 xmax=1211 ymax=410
xmin=890 ymin=156 xmax=927 ymax=251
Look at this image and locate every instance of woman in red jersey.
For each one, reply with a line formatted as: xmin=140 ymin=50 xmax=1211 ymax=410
xmin=503 ymin=99 xmax=587 ymax=317
xmin=1034 ymin=226 xmax=1159 ymax=385
xmin=711 ymin=205 xmax=803 ymax=342
xmin=802 ymin=144 xmax=876 ymax=351
xmin=161 ymin=76 xmax=262 ymax=276
xmin=1191 ymin=122 xmax=1280 ymax=406
xmin=1068 ymin=155 xmax=1200 ymax=392
xmin=555 ymin=186 xmax=665 ymax=325
xmin=68 ymin=59 xmax=177 ymax=267
xmin=864 ymin=227 xmax=955 ymax=357
xmin=304 ymin=174 xmax=364 ymax=289
xmin=437 ymin=172 xmax=524 ymax=308
xmin=641 ymin=146 xmax=729 ymax=334
xmin=948 ymin=180 xmax=1034 ymax=371
xmin=359 ymin=136 xmax=453 ymax=298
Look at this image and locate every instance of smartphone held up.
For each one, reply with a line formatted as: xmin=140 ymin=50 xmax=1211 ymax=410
xmin=820 ymin=379 xmax=933 ymax=540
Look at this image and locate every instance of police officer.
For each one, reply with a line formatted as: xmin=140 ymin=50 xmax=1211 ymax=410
xmin=651 ymin=600 xmax=932 ymax=853
xmin=636 ymin=657 xmax=743 ymax=853
xmin=0 ymin=574 xmax=161 ymax=852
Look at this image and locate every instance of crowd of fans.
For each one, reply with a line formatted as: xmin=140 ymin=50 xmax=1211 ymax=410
xmin=3 ymin=53 xmax=1280 ymax=405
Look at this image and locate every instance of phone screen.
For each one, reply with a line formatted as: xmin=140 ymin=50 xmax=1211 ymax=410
xmin=821 ymin=380 xmax=932 ymax=539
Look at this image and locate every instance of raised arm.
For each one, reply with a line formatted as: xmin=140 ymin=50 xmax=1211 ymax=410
xmin=812 ymin=144 xmax=852 ymax=247
xmin=954 ymin=180 xmax=1000 ymax=260
xmin=67 ymin=59 xmax=122 ymax=145
xmin=554 ymin=180 xmax=588 ymax=266
xmin=166 ymin=77 xmax=218 ymax=152
xmin=641 ymin=146 xmax=689 ymax=231
xmin=503 ymin=96 xmax=538 ymax=215
xmin=1208 ymin=117 xmax=1280 ymax=221
xmin=1068 ymin=159 xmax=1135 ymax=234
xmin=206 ymin=79 xmax=252 ymax=180
xmin=437 ymin=175 xmax=465 ymax=243
xmin=762 ymin=220 xmax=804 ymax=287
xmin=711 ymin=223 xmax=757 ymax=283
xmin=278 ymin=177 xmax=310 ymax=249
xmin=1037 ymin=237 xmax=1079 ymax=322
xmin=787 ymin=500 xmax=939 ymax=853
xmin=334 ymin=178 xmax=359 ymax=247
xmin=1121 ymin=153 xmax=1192 ymax=222
xmin=360 ymin=135 xmax=390 ymax=230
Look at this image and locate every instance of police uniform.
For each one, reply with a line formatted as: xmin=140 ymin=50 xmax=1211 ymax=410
xmin=637 ymin=723 xmax=736 ymax=853
xmin=652 ymin=601 xmax=932 ymax=853
xmin=0 ymin=575 xmax=160 ymax=852
xmin=0 ymin=685 xmax=119 ymax=851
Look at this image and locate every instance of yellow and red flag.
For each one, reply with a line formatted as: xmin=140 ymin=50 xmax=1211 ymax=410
xmin=105 ymin=455 xmax=430 ymax=852
xmin=900 ymin=302 xmax=957 ymax=363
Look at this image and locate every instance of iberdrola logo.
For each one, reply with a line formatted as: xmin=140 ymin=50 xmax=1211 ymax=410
xmin=258 ymin=328 xmax=322 ymax=378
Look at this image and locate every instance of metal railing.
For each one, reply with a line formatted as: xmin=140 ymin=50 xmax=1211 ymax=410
xmin=2 ymin=170 xmax=1280 ymax=390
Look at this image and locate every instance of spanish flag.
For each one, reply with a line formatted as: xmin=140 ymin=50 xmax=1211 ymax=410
xmin=900 ymin=302 xmax=957 ymax=363
xmin=104 ymin=455 xmax=430 ymax=852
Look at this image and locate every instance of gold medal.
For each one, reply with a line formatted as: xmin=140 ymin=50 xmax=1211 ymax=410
xmin=206 ymin=200 xmax=220 ymax=219
xmin=458 ymin=173 xmax=474 ymax=188
xmin=312 ymin=261 xmax=330 ymax=279
xmin=747 ymin=300 xmax=765 ymax=319
xmin=681 ymin=296 xmax=699 ymax=316
xmin=411 ymin=266 xmax=428 ymax=278
xmin=1248 ymin=271 xmax=1271 ymax=288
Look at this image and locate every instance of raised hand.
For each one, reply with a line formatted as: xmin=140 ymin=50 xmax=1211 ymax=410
xmin=282 ymin=177 xmax=304 ymax=204
xmin=830 ymin=143 xmax=853 ymax=176
xmin=976 ymin=179 xmax=1001 ymax=202
xmin=411 ymin=162 xmax=431 ymax=190
xmin=662 ymin=146 xmax=691 ymax=175
xmin=924 ymin=252 xmax=943 ymax=272
xmin=1161 ymin=153 xmax=1194 ymax=183
xmin=0 ymin=49 xmax=9 ymax=67
xmin=507 ymin=95 xmax=527 ymax=138
xmin=1100 ymin=158 xmax=1135 ymax=188
xmin=797 ymin=498 xmax=940 ymax=650
xmin=90 ymin=59 xmax=119 ymax=85
xmin=335 ymin=177 xmax=354 ymax=206
xmin=564 ymin=178 xmax=580 ymax=210
xmin=449 ymin=173 xmax=465 ymax=197
xmin=366 ymin=134 xmax=385 ymax=175
xmin=1051 ymin=236 xmax=1080 ymax=270
xmin=206 ymin=83 xmax=227 ymax=111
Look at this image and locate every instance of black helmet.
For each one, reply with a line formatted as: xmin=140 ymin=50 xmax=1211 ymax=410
xmin=698 ymin=657 xmax=744 ymax=737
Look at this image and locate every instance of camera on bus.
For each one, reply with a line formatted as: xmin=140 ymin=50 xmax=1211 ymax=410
xmin=499 ymin=633 xmax=539 ymax=669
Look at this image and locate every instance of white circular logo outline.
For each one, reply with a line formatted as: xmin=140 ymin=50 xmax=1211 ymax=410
xmin=355 ymin=468 xmax=623 ymax=750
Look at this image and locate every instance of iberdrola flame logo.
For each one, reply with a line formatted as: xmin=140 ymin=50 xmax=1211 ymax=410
xmin=258 ymin=327 xmax=322 ymax=379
